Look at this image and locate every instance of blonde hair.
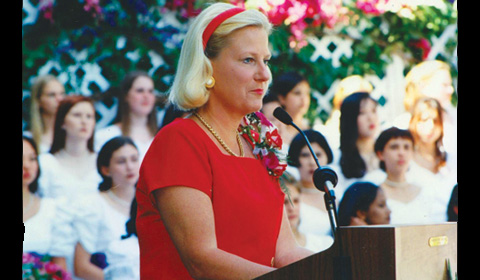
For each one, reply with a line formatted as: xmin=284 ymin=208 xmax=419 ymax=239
xmin=333 ymin=75 xmax=373 ymax=110
xmin=168 ymin=3 xmax=272 ymax=110
xmin=404 ymin=60 xmax=451 ymax=112
xmin=30 ymin=75 xmax=63 ymax=149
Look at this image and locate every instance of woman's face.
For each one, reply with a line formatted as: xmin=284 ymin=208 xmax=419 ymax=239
xmin=23 ymin=140 xmax=39 ymax=188
xmin=298 ymin=142 xmax=328 ymax=183
xmin=39 ymin=80 xmax=65 ymax=116
xmin=357 ymin=98 xmax=379 ymax=139
xmin=284 ymin=183 xmax=301 ymax=227
xmin=361 ymin=188 xmax=391 ymax=225
xmin=414 ymin=109 xmax=442 ymax=145
xmin=278 ymin=81 xmax=311 ymax=120
xmin=62 ymin=101 xmax=96 ymax=141
xmin=102 ymin=144 xmax=140 ymax=188
xmin=419 ymin=69 xmax=454 ymax=108
xmin=377 ymin=137 xmax=413 ymax=176
xmin=126 ymin=76 xmax=156 ymax=117
xmin=210 ymin=26 xmax=271 ymax=115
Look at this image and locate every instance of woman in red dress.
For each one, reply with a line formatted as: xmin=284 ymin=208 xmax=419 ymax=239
xmin=136 ymin=3 xmax=313 ymax=279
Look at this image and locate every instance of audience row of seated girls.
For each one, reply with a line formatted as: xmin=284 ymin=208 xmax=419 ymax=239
xmin=23 ymin=60 xmax=457 ymax=279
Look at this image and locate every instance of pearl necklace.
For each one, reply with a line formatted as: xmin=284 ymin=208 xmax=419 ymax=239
xmin=194 ymin=112 xmax=244 ymax=157
xmin=107 ymin=190 xmax=131 ymax=208
xmin=384 ymin=179 xmax=410 ymax=188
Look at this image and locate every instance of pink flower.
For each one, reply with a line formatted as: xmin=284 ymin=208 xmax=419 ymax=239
xmin=84 ymin=0 xmax=102 ymax=15
xmin=262 ymin=153 xmax=287 ymax=178
xmin=356 ymin=0 xmax=388 ymax=16
xmin=255 ymin=111 xmax=273 ymax=127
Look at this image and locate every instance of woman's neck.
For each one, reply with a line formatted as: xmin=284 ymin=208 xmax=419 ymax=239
xmin=110 ymin=184 xmax=136 ymax=201
xmin=41 ymin=112 xmax=56 ymax=134
xmin=128 ymin=112 xmax=149 ymax=127
xmin=23 ymin=186 xmax=32 ymax=202
xmin=63 ymin=138 xmax=90 ymax=157
xmin=386 ymin=172 xmax=406 ymax=183
xmin=415 ymin=141 xmax=436 ymax=158
xmin=197 ymin=105 xmax=243 ymax=140
xmin=356 ymin=136 xmax=375 ymax=155
xmin=300 ymin=180 xmax=316 ymax=189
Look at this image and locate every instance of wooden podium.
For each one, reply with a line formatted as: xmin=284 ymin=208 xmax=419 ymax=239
xmin=256 ymin=223 xmax=457 ymax=280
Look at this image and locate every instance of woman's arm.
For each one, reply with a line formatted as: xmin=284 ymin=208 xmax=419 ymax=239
xmin=73 ymin=242 xmax=104 ymax=280
xmin=274 ymin=206 xmax=315 ymax=268
xmin=153 ymin=186 xmax=276 ymax=280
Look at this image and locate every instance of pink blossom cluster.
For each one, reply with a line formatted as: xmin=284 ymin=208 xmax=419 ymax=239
xmin=257 ymin=0 xmax=343 ymax=48
xmin=356 ymin=0 xmax=389 ymax=16
xmin=84 ymin=0 xmax=102 ymax=15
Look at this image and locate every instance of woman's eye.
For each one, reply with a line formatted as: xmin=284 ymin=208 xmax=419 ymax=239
xmin=243 ymin=57 xmax=254 ymax=64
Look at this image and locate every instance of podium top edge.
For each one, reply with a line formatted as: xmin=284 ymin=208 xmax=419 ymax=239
xmin=340 ymin=222 xmax=457 ymax=229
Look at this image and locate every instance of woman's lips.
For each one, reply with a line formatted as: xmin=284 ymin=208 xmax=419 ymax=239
xmin=252 ymin=89 xmax=264 ymax=95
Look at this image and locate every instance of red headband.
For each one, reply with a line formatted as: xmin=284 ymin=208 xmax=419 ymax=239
xmin=202 ymin=7 xmax=245 ymax=50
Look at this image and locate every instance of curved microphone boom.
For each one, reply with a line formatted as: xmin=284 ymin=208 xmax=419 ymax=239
xmin=273 ymin=107 xmax=338 ymax=192
xmin=274 ymin=106 xmax=340 ymax=237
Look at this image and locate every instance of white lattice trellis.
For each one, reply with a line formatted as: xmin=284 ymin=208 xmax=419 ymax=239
xmin=307 ymin=35 xmax=354 ymax=68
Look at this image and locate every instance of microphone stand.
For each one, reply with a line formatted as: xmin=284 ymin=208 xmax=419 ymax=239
xmin=287 ymin=122 xmax=340 ymax=236
xmin=275 ymin=108 xmax=351 ymax=280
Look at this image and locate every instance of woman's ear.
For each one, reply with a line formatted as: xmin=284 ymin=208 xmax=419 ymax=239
xmin=376 ymin=150 xmax=384 ymax=161
xmin=100 ymin=165 xmax=111 ymax=177
xmin=355 ymin=209 xmax=367 ymax=221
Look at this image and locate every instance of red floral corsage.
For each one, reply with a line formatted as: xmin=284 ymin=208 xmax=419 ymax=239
xmin=238 ymin=112 xmax=288 ymax=179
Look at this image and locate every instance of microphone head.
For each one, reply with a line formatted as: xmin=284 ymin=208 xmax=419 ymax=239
xmin=273 ymin=107 xmax=293 ymax=125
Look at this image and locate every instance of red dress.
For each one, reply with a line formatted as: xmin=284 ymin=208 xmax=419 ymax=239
xmin=136 ymin=117 xmax=285 ymax=279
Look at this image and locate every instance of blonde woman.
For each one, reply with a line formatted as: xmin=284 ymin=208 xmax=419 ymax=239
xmin=136 ymin=3 xmax=313 ymax=279
xmin=28 ymin=75 xmax=66 ymax=153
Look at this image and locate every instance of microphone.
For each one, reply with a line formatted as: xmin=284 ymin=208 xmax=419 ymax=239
xmin=273 ymin=107 xmax=338 ymax=192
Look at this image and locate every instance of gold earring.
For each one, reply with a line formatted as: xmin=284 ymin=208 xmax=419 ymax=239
xmin=205 ymin=77 xmax=215 ymax=89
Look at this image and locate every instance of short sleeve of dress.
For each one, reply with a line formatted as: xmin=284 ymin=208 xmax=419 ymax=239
xmin=72 ymin=193 xmax=104 ymax=254
xmin=50 ymin=196 xmax=77 ymax=257
xmin=139 ymin=119 xmax=213 ymax=201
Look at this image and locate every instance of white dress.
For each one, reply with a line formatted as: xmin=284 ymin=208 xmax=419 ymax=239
xmin=406 ymin=161 xmax=456 ymax=223
xmin=94 ymin=124 xmax=153 ymax=161
xmin=103 ymin=236 xmax=140 ymax=280
xmin=304 ymin=233 xmax=334 ymax=253
xmin=37 ymin=153 xmax=102 ymax=199
xmin=24 ymin=197 xmax=63 ymax=255
xmin=387 ymin=186 xmax=437 ymax=225
xmin=329 ymin=154 xmax=387 ymax=203
xmin=73 ymin=192 xmax=130 ymax=255
xmin=298 ymin=202 xmax=334 ymax=251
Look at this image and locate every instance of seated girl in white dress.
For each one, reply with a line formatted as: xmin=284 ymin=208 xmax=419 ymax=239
xmin=72 ymin=136 xmax=140 ymax=279
xmin=287 ymin=129 xmax=335 ymax=244
xmin=23 ymin=136 xmax=71 ymax=278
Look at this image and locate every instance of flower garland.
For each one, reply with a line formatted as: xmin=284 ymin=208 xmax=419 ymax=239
xmin=238 ymin=112 xmax=288 ymax=180
xmin=22 ymin=252 xmax=72 ymax=280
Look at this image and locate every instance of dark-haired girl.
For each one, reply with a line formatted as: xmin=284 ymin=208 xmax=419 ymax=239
xmin=23 ymin=136 xmax=71 ymax=276
xmin=332 ymin=92 xmax=386 ymax=201
xmin=287 ymin=129 xmax=335 ymax=241
xmin=338 ymin=182 xmax=391 ymax=226
xmin=375 ymin=127 xmax=435 ymax=224
xmin=72 ymin=136 xmax=140 ymax=279
xmin=269 ymin=71 xmax=311 ymax=146
xmin=95 ymin=71 xmax=157 ymax=161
